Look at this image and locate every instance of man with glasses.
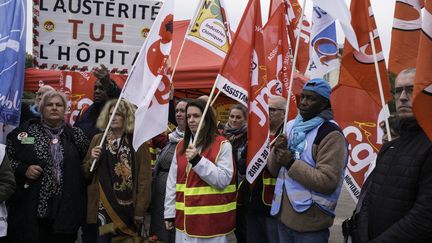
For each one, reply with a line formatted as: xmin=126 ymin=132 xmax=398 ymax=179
xmin=350 ymin=68 xmax=432 ymax=242
xmin=239 ymin=96 xmax=286 ymax=243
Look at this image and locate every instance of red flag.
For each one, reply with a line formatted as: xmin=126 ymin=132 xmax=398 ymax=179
xmin=216 ymin=0 xmax=270 ymax=183
xmin=263 ymin=4 xmax=298 ymax=120
xmin=331 ymin=86 xmax=384 ymax=201
xmin=389 ymin=0 xmax=424 ymax=75
xmin=414 ymin=0 xmax=432 ymax=140
xmin=339 ymin=0 xmax=392 ymax=106
xmin=269 ymin=0 xmax=311 ymax=74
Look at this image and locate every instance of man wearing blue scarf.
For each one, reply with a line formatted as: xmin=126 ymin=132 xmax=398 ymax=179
xmin=267 ymin=78 xmax=348 ymax=243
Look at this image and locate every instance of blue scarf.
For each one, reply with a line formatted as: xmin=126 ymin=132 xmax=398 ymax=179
xmin=289 ymin=115 xmax=325 ymax=158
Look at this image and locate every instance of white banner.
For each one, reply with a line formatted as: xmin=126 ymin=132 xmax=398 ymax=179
xmin=33 ymin=0 xmax=161 ymax=73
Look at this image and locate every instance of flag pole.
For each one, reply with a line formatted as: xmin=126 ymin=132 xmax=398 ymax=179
xmin=89 ymin=19 xmax=155 ymax=172
xmin=369 ymin=31 xmax=392 ymax=141
xmin=282 ymin=0 xmax=307 ymax=134
xmin=170 ymin=0 xmax=204 ymax=82
xmin=192 ymin=83 xmax=218 ymax=146
xmin=89 ymin=72 xmax=132 ymax=172
xmin=210 ymin=89 xmax=221 ymax=106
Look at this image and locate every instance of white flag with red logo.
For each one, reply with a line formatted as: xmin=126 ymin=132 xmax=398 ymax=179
xmin=215 ymin=0 xmax=269 ymax=183
xmin=123 ymin=0 xmax=173 ymax=150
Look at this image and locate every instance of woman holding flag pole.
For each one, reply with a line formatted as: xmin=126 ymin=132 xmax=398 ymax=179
xmin=164 ymin=99 xmax=236 ymax=243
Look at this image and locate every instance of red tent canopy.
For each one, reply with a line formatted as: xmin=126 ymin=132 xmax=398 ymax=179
xmin=170 ymin=20 xmax=224 ymax=90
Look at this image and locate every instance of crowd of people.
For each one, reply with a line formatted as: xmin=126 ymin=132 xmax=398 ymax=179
xmin=0 ymin=67 xmax=431 ymax=243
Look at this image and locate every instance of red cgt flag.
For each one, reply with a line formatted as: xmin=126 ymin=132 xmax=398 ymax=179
xmin=389 ymin=0 xmax=424 ymax=76
xmin=339 ymin=0 xmax=392 ymax=106
xmin=269 ymin=0 xmax=311 ymax=74
xmin=216 ymin=0 xmax=270 ymax=183
xmin=263 ymin=4 xmax=299 ymax=120
xmin=414 ymin=0 xmax=432 ymax=140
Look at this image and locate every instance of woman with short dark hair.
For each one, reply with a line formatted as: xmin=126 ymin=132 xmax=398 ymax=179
xmin=6 ymin=90 xmax=89 ymax=243
xmin=164 ymin=99 xmax=237 ymax=242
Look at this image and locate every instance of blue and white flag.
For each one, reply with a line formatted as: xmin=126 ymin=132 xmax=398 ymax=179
xmin=0 ymin=0 xmax=26 ymax=126
xmin=308 ymin=5 xmax=338 ymax=79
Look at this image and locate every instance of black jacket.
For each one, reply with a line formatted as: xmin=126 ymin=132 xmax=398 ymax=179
xmin=6 ymin=119 xmax=89 ymax=242
xmin=358 ymin=119 xmax=432 ymax=242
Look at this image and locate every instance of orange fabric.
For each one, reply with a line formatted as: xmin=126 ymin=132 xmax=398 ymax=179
xmin=339 ymin=0 xmax=392 ymax=106
xmin=264 ymin=4 xmax=302 ymax=121
xmin=388 ymin=0 xmax=423 ymax=76
xmin=414 ymin=0 xmax=432 ymax=141
xmin=272 ymin=0 xmax=311 ymax=74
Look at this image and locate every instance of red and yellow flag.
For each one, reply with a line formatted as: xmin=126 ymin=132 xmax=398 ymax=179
xmin=414 ymin=0 xmax=432 ymax=140
xmin=389 ymin=0 xmax=424 ymax=75
xmin=339 ymin=0 xmax=392 ymax=106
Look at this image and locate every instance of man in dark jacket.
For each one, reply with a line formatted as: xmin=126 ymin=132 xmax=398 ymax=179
xmin=74 ymin=65 xmax=120 ymax=140
xmin=354 ymin=68 xmax=432 ymax=242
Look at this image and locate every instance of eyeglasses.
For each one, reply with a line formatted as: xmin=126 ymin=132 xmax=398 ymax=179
xmin=269 ymin=107 xmax=285 ymax=112
xmin=393 ymin=85 xmax=414 ymax=98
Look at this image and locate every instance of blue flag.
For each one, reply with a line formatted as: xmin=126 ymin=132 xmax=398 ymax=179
xmin=0 ymin=0 xmax=26 ymax=126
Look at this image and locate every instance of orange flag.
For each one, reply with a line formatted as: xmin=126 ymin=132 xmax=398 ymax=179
xmin=339 ymin=0 xmax=392 ymax=106
xmin=414 ymin=0 xmax=432 ymax=140
xmin=389 ymin=0 xmax=424 ymax=76
xmin=263 ymin=4 xmax=299 ymax=120
xmin=216 ymin=0 xmax=270 ymax=183
xmin=269 ymin=0 xmax=311 ymax=74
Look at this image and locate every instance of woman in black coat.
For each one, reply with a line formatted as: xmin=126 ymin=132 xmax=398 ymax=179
xmin=6 ymin=90 xmax=89 ymax=243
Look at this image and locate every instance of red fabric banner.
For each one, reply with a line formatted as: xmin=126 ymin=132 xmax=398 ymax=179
xmin=339 ymin=0 xmax=392 ymax=106
xmin=414 ymin=0 xmax=432 ymax=141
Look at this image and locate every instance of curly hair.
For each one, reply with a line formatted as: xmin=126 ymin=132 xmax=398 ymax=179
xmin=96 ymin=99 xmax=136 ymax=134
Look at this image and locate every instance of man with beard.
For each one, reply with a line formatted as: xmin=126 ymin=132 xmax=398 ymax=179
xmin=75 ymin=65 xmax=120 ymax=140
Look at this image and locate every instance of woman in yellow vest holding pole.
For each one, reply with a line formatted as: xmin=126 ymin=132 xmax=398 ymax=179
xmin=164 ymin=99 xmax=236 ymax=243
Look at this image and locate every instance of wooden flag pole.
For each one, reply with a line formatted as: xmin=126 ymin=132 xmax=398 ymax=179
xmin=170 ymin=0 xmax=204 ymax=83
xmin=192 ymin=83 xmax=218 ymax=146
xmin=282 ymin=0 xmax=307 ymax=134
xmin=369 ymin=31 xmax=392 ymax=142
xmin=210 ymin=89 xmax=221 ymax=106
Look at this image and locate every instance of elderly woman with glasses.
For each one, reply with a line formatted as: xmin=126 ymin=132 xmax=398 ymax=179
xmin=82 ymin=99 xmax=151 ymax=243
xmin=6 ymin=90 xmax=89 ymax=243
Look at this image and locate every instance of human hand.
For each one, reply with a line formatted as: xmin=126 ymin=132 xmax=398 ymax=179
xmin=186 ymin=144 xmax=198 ymax=162
xmin=25 ymin=165 xmax=43 ymax=180
xmin=134 ymin=216 xmax=145 ymax=225
xmin=273 ymin=134 xmax=288 ymax=150
xmin=93 ymin=64 xmax=112 ymax=88
xmin=274 ymin=148 xmax=294 ymax=169
xmin=165 ymin=220 xmax=174 ymax=230
xmin=91 ymin=146 xmax=102 ymax=161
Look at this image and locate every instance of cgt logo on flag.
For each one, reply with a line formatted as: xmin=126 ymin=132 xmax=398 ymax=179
xmin=147 ymin=14 xmax=173 ymax=109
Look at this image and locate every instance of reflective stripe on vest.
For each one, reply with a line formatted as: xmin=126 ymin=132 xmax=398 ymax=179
xmin=149 ymin=146 xmax=157 ymax=168
xmin=262 ymin=170 xmax=277 ymax=206
xmin=271 ymin=120 xmax=346 ymax=216
xmin=175 ymin=136 xmax=236 ymax=237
